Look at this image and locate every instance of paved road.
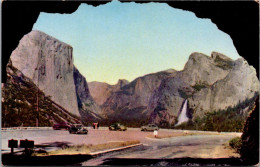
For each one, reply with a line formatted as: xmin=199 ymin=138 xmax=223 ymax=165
xmin=2 ymin=128 xmax=179 ymax=152
xmin=2 ymin=128 xmax=241 ymax=165
xmin=81 ymin=134 xmax=240 ymax=166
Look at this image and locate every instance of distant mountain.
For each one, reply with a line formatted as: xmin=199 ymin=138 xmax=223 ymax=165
xmin=89 ymin=52 xmax=258 ymax=129
xmin=88 ymin=79 xmax=129 ymax=106
xmin=9 ymin=30 xmax=101 ymax=124
xmin=100 ymin=69 xmax=177 ymax=125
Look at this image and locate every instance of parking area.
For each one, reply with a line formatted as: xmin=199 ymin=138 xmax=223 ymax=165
xmin=1 ymin=127 xmax=173 ymax=153
xmin=2 ymin=127 xmax=242 ymax=164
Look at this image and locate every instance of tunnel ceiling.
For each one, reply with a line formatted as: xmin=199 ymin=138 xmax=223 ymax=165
xmin=2 ymin=1 xmax=259 ymax=82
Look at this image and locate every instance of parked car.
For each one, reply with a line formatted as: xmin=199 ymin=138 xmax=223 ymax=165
xmin=69 ymin=124 xmax=88 ymax=134
xmin=141 ymin=124 xmax=159 ymax=131
xmin=53 ymin=122 xmax=70 ymax=130
xmin=109 ymin=123 xmax=127 ymax=131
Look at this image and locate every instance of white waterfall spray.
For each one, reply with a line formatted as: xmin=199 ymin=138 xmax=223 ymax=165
xmin=176 ymin=99 xmax=189 ymax=126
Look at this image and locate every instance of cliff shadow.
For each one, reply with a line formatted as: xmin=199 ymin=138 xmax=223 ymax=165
xmin=2 ymin=154 xmax=93 ymax=166
xmin=100 ymin=157 xmax=248 ymax=166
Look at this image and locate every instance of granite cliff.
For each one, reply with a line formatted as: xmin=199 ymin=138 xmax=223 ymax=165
xmin=89 ymin=52 xmax=258 ymax=128
xmin=9 ymin=30 xmax=100 ymax=121
xmin=148 ymin=52 xmax=259 ymax=127
xmin=73 ymin=66 xmax=103 ymax=122
xmin=2 ymin=62 xmax=81 ymax=127
xmin=88 ymin=69 xmax=177 ymax=125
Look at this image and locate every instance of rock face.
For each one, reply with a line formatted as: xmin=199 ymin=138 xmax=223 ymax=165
xmin=9 ymin=30 xmax=99 ymax=119
xmin=10 ymin=30 xmax=79 ymax=116
xmin=190 ymin=57 xmax=259 ymax=117
xmin=147 ymin=52 xmax=259 ymax=126
xmin=89 ymin=51 xmax=258 ymax=127
xmin=73 ymin=66 xmax=102 ymax=118
xmin=100 ymin=69 xmax=177 ymax=124
xmin=240 ymin=97 xmax=259 ymax=165
xmin=88 ymin=79 xmax=129 ymax=106
xmin=2 ymin=62 xmax=82 ymax=127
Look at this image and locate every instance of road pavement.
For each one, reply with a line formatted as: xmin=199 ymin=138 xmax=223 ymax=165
xmin=2 ymin=127 xmax=175 ymax=152
xmin=81 ymin=134 xmax=240 ymax=166
xmin=2 ymin=128 xmax=241 ymax=166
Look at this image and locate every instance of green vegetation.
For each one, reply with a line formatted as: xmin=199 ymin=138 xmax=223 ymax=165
xmin=192 ymin=84 xmax=206 ymax=91
xmin=191 ymin=81 xmax=209 ymax=91
xmin=102 ymin=106 xmax=149 ymax=127
xmin=80 ymin=105 xmax=150 ymax=128
xmin=229 ymin=137 xmax=242 ymax=153
xmin=214 ymin=55 xmax=234 ymax=70
xmin=175 ymin=109 xmax=247 ymax=132
xmin=178 ymin=89 xmax=191 ymax=99
xmin=36 ymin=140 xmax=140 ymax=156
xmin=2 ymin=63 xmax=80 ymax=127
xmin=175 ymin=95 xmax=257 ymax=132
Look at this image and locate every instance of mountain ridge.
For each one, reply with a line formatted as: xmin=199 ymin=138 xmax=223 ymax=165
xmin=6 ymin=30 xmax=259 ymax=130
xmin=89 ymin=52 xmax=259 ymax=128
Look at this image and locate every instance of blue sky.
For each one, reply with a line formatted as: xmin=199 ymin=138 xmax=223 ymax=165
xmin=33 ymin=1 xmax=240 ymax=84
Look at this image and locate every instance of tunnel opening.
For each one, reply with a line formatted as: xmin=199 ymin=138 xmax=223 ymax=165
xmin=1 ymin=1 xmax=259 ymax=165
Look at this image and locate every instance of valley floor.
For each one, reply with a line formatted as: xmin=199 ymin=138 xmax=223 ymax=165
xmin=2 ymin=128 xmax=241 ymax=165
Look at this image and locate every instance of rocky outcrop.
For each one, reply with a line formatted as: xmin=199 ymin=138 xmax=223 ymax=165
xmin=10 ymin=30 xmax=80 ymax=116
xmin=101 ymin=69 xmax=177 ymax=124
xmin=148 ymin=52 xmax=259 ymax=126
xmin=190 ymin=57 xmax=259 ymax=117
xmin=2 ymin=62 xmax=81 ymax=127
xmin=240 ymin=97 xmax=259 ymax=165
xmin=3 ymin=2 xmax=259 ymax=85
xmin=73 ymin=66 xmax=102 ymax=119
xmin=9 ymin=30 xmax=100 ymax=119
xmin=88 ymin=79 xmax=129 ymax=106
xmin=179 ymin=52 xmax=233 ymax=85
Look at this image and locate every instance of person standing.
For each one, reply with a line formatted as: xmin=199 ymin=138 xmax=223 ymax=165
xmin=154 ymin=129 xmax=158 ymax=138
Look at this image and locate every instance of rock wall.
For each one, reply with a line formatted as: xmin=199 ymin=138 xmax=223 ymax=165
xmin=190 ymin=57 xmax=259 ymax=117
xmin=73 ymin=66 xmax=102 ymax=117
xmin=2 ymin=2 xmax=258 ymax=83
xmin=148 ymin=52 xmax=259 ymax=125
xmin=100 ymin=69 xmax=177 ymax=122
xmin=2 ymin=62 xmax=82 ymax=127
xmin=10 ymin=30 xmax=80 ymax=116
xmin=240 ymin=97 xmax=259 ymax=165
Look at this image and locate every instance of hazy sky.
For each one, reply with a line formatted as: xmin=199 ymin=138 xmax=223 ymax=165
xmin=33 ymin=0 xmax=240 ymax=84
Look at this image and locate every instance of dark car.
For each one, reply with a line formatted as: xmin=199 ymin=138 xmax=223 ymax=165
xmin=141 ymin=124 xmax=159 ymax=131
xmin=53 ymin=122 xmax=70 ymax=130
xmin=69 ymin=124 xmax=88 ymax=134
xmin=109 ymin=123 xmax=127 ymax=131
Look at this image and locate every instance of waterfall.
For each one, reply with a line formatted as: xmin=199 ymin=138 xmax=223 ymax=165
xmin=176 ymin=99 xmax=189 ymax=126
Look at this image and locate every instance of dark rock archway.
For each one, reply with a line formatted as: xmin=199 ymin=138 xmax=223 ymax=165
xmin=2 ymin=1 xmax=259 ymax=83
xmin=1 ymin=1 xmax=259 ymax=164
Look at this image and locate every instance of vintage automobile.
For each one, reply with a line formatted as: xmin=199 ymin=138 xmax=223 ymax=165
xmin=141 ymin=124 xmax=159 ymax=131
xmin=109 ymin=123 xmax=127 ymax=131
xmin=53 ymin=122 xmax=70 ymax=130
xmin=69 ymin=124 xmax=88 ymax=134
